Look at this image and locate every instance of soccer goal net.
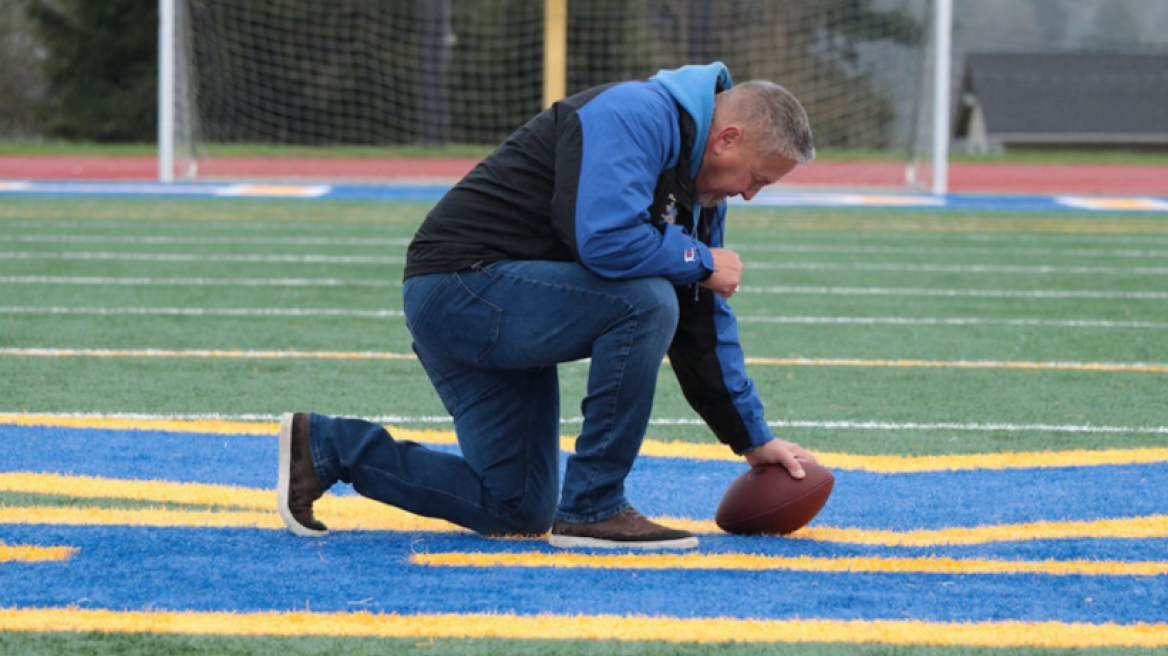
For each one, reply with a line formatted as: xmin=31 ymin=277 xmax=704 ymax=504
xmin=161 ymin=0 xmax=946 ymax=191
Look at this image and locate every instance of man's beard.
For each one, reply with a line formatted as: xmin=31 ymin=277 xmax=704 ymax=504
xmin=697 ymin=194 xmax=721 ymax=208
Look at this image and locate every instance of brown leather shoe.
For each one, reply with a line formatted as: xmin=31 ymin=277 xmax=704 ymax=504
xmin=277 ymin=412 xmax=328 ymax=536
xmin=549 ymin=507 xmax=698 ymax=549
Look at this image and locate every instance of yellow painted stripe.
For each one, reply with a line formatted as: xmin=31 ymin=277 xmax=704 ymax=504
xmin=0 ymin=502 xmax=460 ymax=534
xmin=7 ymin=503 xmax=1163 ymax=546
xmin=0 ymin=542 xmax=75 ymax=562
xmin=744 ymin=357 xmax=1168 ymax=373
xmin=0 ymin=414 xmax=459 ymax=445
xmin=4 ymin=472 xmax=1168 ymax=546
xmin=648 ymin=515 xmax=1168 ymax=545
xmin=6 ymin=349 xmax=1166 ymax=373
xmin=1 ymin=608 xmax=1166 ymax=647
xmin=789 ymin=515 xmax=1168 ymax=547
xmin=0 ymin=472 xmax=273 ymax=508
xmin=5 ymin=413 xmax=1168 ymax=473
xmin=831 ymin=447 xmax=1168 ymax=473
xmin=0 ymin=413 xmax=276 ymax=436
xmin=412 ymin=552 xmax=1168 ymax=577
xmin=638 ymin=440 xmax=1168 ymax=472
xmin=0 ymin=473 xmax=453 ymax=533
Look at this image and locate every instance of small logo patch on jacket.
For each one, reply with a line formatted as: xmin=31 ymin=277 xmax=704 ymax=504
xmin=661 ymin=193 xmax=678 ymax=224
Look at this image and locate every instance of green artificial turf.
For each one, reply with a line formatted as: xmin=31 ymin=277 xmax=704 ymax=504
xmin=3 ymin=197 xmax=1168 ymax=655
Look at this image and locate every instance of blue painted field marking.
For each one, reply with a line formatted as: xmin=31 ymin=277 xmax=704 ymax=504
xmin=0 ymin=524 xmax=1165 ymax=624
xmin=2 ymin=179 xmax=1167 ymax=212
xmin=3 ymin=424 xmax=1167 ymax=531
xmin=2 ymin=423 xmax=1167 ymax=630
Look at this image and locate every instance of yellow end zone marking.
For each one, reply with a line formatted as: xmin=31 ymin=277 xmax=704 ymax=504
xmin=412 ymin=552 xmax=1168 ymax=577
xmin=787 ymin=515 xmax=1168 ymax=547
xmin=6 ymin=348 xmax=1168 ymax=373
xmin=3 ymin=474 xmax=1167 ymax=546
xmin=0 ymin=474 xmax=458 ymax=533
xmin=0 ymin=413 xmax=276 ymax=436
xmin=1058 ymin=196 xmax=1168 ymax=212
xmin=0 ymin=541 xmax=75 ymax=562
xmin=0 ymin=608 xmax=1166 ymax=647
xmin=215 ymin=184 xmax=330 ymax=198
xmin=4 ymin=413 xmax=1168 ymax=473
xmin=745 ymin=357 xmax=1168 ymax=373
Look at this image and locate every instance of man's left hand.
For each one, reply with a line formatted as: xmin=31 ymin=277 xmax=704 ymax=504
xmin=744 ymin=439 xmax=819 ymax=479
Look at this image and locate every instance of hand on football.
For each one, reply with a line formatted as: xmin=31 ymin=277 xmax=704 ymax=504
xmin=745 ymin=439 xmax=819 ymax=479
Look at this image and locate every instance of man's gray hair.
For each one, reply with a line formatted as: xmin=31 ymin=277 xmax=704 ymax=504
xmin=723 ymin=81 xmax=816 ymax=164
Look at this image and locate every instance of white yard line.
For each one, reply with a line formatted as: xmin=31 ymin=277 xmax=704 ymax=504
xmin=2 ymin=305 xmax=1164 ymax=328
xmin=0 ymin=276 xmax=397 ymax=287
xmin=0 ymin=307 xmax=403 ymax=317
xmin=746 ymin=261 xmax=1168 ymax=275
xmin=4 ymin=251 xmax=1164 ymax=273
xmin=0 ymin=251 xmax=402 ymax=264
xmin=5 ymin=234 xmax=412 ymax=247
xmin=736 ymin=316 xmax=1168 ymax=329
xmin=2 ymin=275 xmax=1160 ymax=301
xmin=9 ymin=234 xmax=1168 ymax=258
xmin=733 ymin=243 xmax=1168 ymax=259
xmin=744 ymin=286 xmax=1168 ymax=300
xmin=5 ymin=411 xmax=1168 ymax=435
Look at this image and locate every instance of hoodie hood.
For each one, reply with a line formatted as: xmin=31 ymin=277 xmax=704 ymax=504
xmin=650 ymin=62 xmax=733 ymax=178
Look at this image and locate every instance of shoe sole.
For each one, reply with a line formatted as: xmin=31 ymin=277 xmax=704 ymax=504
xmin=277 ymin=412 xmax=328 ymax=537
xmin=548 ymin=534 xmax=699 ymax=550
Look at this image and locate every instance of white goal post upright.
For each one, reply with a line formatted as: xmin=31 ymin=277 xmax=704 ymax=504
xmin=158 ymin=0 xmax=175 ymax=183
xmin=931 ymin=0 xmax=952 ymax=195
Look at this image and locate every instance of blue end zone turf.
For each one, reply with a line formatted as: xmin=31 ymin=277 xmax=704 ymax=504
xmin=2 ymin=524 xmax=1167 ymax=624
xmin=4 ymin=425 xmax=1166 ymax=530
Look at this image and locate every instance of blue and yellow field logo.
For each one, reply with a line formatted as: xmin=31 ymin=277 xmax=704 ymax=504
xmin=2 ymin=415 xmax=1167 ymax=647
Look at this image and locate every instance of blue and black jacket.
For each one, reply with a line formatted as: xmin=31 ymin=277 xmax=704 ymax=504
xmin=405 ymin=62 xmax=775 ymax=454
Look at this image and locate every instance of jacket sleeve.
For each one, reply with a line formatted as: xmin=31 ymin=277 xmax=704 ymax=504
xmin=667 ymin=207 xmax=775 ymax=454
xmin=549 ymin=85 xmax=714 ymax=285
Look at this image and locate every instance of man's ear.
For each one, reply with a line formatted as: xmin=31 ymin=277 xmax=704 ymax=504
xmin=711 ymin=124 xmax=744 ymax=154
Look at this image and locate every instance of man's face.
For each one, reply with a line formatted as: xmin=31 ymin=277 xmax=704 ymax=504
xmin=694 ymin=126 xmax=798 ymax=208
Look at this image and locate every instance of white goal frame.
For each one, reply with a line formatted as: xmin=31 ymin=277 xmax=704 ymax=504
xmin=158 ymin=0 xmax=951 ymax=194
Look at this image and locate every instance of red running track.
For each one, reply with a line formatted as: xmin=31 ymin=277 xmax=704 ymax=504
xmin=0 ymin=155 xmax=1164 ymax=195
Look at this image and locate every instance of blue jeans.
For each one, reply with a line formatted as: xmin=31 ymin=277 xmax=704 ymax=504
xmin=308 ymin=260 xmax=680 ymax=535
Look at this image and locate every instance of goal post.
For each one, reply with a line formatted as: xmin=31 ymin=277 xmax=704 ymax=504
xmin=931 ymin=0 xmax=952 ymax=194
xmin=160 ymin=0 xmax=952 ymax=193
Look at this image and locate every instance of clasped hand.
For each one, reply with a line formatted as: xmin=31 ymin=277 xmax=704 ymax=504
xmin=700 ymin=247 xmax=742 ymax=298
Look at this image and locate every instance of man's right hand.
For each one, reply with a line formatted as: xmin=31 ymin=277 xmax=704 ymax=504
xmin=700 ymin=247 xmax=742 ymax=298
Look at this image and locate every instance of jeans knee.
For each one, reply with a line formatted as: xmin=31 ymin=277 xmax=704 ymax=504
xmin=629 ymin=277 xmax=679 ymax=330
xmin=491 ymin=496 xmax=556 ymax=536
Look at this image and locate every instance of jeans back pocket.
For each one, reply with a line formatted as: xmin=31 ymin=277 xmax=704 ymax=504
xmin=404 ymin=272 xmax=502 ymax=364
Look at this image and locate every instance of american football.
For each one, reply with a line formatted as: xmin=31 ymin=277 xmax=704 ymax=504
xmin=715 ymin=460 xmax=834 ymax=535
